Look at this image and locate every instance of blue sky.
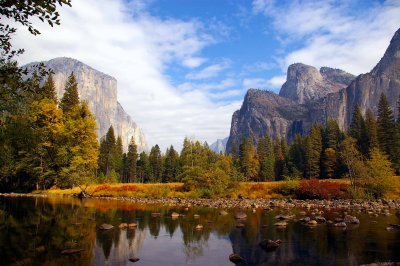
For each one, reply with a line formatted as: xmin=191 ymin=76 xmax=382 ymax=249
xmin=13 ymin=0 xmax=400 ymax=150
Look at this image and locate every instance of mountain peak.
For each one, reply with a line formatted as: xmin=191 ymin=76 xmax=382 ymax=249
xmin=372 ymin=27 xmax=400 ymax=77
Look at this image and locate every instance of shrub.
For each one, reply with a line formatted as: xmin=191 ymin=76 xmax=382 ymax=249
xmin=296 ymin=178 xmax=345 ymax=199
xmin=276 ymin=178 xmax=300 ymax=196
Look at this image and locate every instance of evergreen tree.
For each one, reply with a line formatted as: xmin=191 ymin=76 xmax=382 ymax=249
xmin=323 ymin=119 xmax=343 ymax=149
xmin=180 ymin=137 xmax=193 ymax=168
xmin=137 ymin=152 xmax=150 ymax=183
xmin=149 ymin=145 xmax=162 ymax=182
xmin=60 ymin=72 xmax=79 ymax=114
xmin=42 ymin=72 xmax=58 ymax=101
xmin=287 ymin=134 xmax=305 ymax=178
xmin=273 ymin=138 xmax=286 ymax=180
xmin=349 ymin=105 xmax=368 ymax=155
xmin=126 ymin=137 xmax=138 ymax=183
xmin=59 ymin=101 xmax=98 ymax=191
xmin=163 ymin=145 xmax=180 ymax=183
xmin=98 ymin=126 xmax=116 ymax=178
xmin=305 ymin=124 xmax=322 ymax=178
xmin=257 ymin=136 xmax=275 ymax=181
xmin=322 ymin=148 xmax=337 ymax=178
xmin=365 ymin=108 xmax=378 ymax=153
xmin=239 ymin=138 xmax=259 ymax=180
xmin=115 ymin=136 xmax=123 ymax=180
xmin=377 ymin=93 xmax=396 ymax=157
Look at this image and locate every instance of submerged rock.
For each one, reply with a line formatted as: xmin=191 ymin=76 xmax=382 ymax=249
xmin=274 ymin=221 xmax=288 ymax=227
xmin=61 ymin=249 xmax=84 ymax=255
xmin=235 ymin=212 xmax=247 ymax=219
xmin=259 ymin=239 xmax=282 ymax=252
xmin=119 ymin=223 xmax=128 ymax=229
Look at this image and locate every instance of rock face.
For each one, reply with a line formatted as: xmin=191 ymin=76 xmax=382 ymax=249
xmin=326 ymin=28 xmax=400 ymax=129
xmin=227 ymin=28 xmax=400 ymax=151
xmin=24 ymin=57 xmax=148 ymax=152
xmin=210 ymin=137 xmax=228 ymax=153
xmin=279 ymin=63 xmax=354 ymax=104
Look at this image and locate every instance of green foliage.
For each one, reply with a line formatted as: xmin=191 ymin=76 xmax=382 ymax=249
xmin=365 ymin=108 xmax=378 ymax=153
xmin=137 ymin=152 xmax=150 ymax=183
xmin=360 ymin=148 xmax=395 ymax=198
xmin=349 ymin=105 xmax=368 ymax=155
xmin=305 ymin=124 xmax=322 ymax=178
xmin=126 ymin=137 xmax=138 ymax=183
xmin=59 ymin=72 xmax=79 ymax=114
xmin=257 ymin=136 xmax=275 ymax=181
xmin=163 ymin=145 xmax=180 ymax=183
xmin=149 ymin=144 xmax=162 ymax=182
xmin=276 ymin=177 xmax=300 ymax=196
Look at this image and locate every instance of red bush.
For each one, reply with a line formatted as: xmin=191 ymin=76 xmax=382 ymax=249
xmin=296 ymin=179 xmax=345 ymax=200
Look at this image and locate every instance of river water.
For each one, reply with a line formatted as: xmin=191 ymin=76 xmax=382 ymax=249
xmin=0 ymin=196 xmax=399 ymax=266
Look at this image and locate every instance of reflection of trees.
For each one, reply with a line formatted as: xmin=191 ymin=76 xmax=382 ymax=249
xmin=2 ymin=197 xmax=400 ymax=266
xmin=0 ymin=196 xmax=96 ymax=266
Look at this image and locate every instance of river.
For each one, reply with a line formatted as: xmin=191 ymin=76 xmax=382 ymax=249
xmin=0 ymin=196 xmax=399 ymax=266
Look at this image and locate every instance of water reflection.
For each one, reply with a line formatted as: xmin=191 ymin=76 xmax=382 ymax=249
xmin=0 ymin=196 xmax=399 ymax=266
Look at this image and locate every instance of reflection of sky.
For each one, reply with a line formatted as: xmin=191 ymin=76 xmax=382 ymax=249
xmin=92 ymin=226 xmax=232 ymax=266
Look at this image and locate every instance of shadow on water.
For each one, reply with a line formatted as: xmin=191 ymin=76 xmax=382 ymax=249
xmin=0 ymin=196 xmax=399 ymax=266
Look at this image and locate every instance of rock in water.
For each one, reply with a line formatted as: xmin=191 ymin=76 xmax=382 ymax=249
xmin=119 ymin=223 xmax=128 ymax=229
xmin=98 ymin=223 xmax=114 ymax=230
xmin=229 ymin=253 xmax=244 ymax=264
xmin=61 ymin=249 xmax=84 ymax=255
xmin=129 ymin=257 xmax=140 ymax=263
xmin=219 ymin=210 xmax=228 ymax=216
xmin=195 ymin=224 xmax=203 ymax=230
xmin=170 ymin=212 xmax=180 ymax=218
xmin=259 ymin=239 xmax=282 ymax=252
xmin=234 ymin=212 xmax=247 ymax=219
xmin=128 ymin=223 xmax=137 ymax=228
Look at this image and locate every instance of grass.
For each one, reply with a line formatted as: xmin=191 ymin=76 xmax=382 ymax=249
xmin=43 ymin=179 xmax=376 ymax=199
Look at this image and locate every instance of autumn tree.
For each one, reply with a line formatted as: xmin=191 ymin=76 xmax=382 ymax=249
xmin=239 ymin=138 xmax=259 ymax=180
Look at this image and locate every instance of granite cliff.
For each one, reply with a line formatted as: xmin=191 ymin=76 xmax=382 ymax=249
xmin=227 ymin=28 xmax=400 ymax=151
xmin=25 ymin=57 xmax=148 ymax=152
xmin=210 ymin=137 xmax=229 ymax=153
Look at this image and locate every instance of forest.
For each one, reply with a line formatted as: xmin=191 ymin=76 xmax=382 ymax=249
xmin=1 ymin=68 xmax=400 ymax=199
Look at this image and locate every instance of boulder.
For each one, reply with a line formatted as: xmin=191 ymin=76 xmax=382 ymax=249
xmin=229 ymin=253 xmax=244 ymax=264
xmin=98 ymin=224 xmax=114 ymax=230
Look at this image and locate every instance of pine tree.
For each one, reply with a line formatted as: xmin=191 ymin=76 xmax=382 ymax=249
xmin=59 ymin=101 xmax=98 ymax=191
xmin=115 ymin=136 xmax=123 ymax=180
xmin=98 ymin=126 xmax=116 ymax=177
xmin=180 ymin=137 xmax=193 ymax=168
xmin=305 ymin=124 xmax=322 ymax=178
xmin=257 ymin=136 xmax=275 ymax=181
xmin=322 ymin=148 xmax=336 ymax=178
xmin=42 ymin=72 xmax=58 ymax=101
xmin=60 ymin=72 xmax=79 ymax=114
xmin=137 ymin=152 xmax=150 ymax=183
xmin=126 ymin=137 xmax=138 ymax=183
xmin=239 ymin=138 xmax=259 ymax=181
xmin=323 ymin=119 xmax=343 ymax=149
xmin=163 ymin=145 xmax=180 ymax=183
xmin=349 ymin=105 xmax=368 ymax=155
xmin=287 ymin=134 xmax=305 ymax=178
xmin=365 ymin=108 xmax=378 ymax=153
xmin=273 ymin=138 xmax=285 ymax=180
xmin=377 ymin=93 xmax=395 ymax=157
xmin=149 ymin=144 xmax=162 ymax=182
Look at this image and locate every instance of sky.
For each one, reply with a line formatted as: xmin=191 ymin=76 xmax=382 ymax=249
xmin=12 ymin=0 xmax=400 ymax=151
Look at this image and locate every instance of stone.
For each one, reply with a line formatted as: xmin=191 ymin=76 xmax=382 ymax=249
xmin=98 ymin=224 xmax=114 ymax=230
xmin=129 ymin=257 xmax=140 ymax=263
xmin=259 ymin=239 xmax=282 ymax=252
xmin=235 ymin=212 xmax=247 ymax=219
xmin=119 ymin=223 xmax=128 ymax=229
xmin=170 ymin=212 xmax=180 ymax=218
xmin=229 ymin=253 xmax=244 ymax=264
xmin=61 ymin=249 xmax=84 ymax=255
xmin=128 ymin=223 xmax=137 ymax=228
xmin=335 ymin=222 xmax=347 ymax=227
xmin=195 ymin=224 xmax=203 ymax=230
xmin=274 ymin=221 xmax=288 ymax=227
xmin=308 ymin=220 xmax=318 ymax=225
xmin=219 ymin=210 xmax=228 ymax=216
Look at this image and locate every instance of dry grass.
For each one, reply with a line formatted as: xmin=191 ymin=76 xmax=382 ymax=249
xmin=45 ymin=178 xmax=400 ymax=199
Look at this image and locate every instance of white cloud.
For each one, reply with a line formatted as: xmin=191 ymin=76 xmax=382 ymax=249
xmin=185 ymin=60 xmax=231 ymax=80
xmin=12 ymin=0 xmax=235 ymax=151
xmin=253 ymin=0 xmax=400 ymax=75
xmin=243 ymin=75 xmax=285 ymax=92
xmin=182 ymin=57 xmax=207 ymax=68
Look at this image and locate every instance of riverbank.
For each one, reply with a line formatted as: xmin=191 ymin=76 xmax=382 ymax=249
xmin=1 ymin=191 xmax=400 ymax=213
